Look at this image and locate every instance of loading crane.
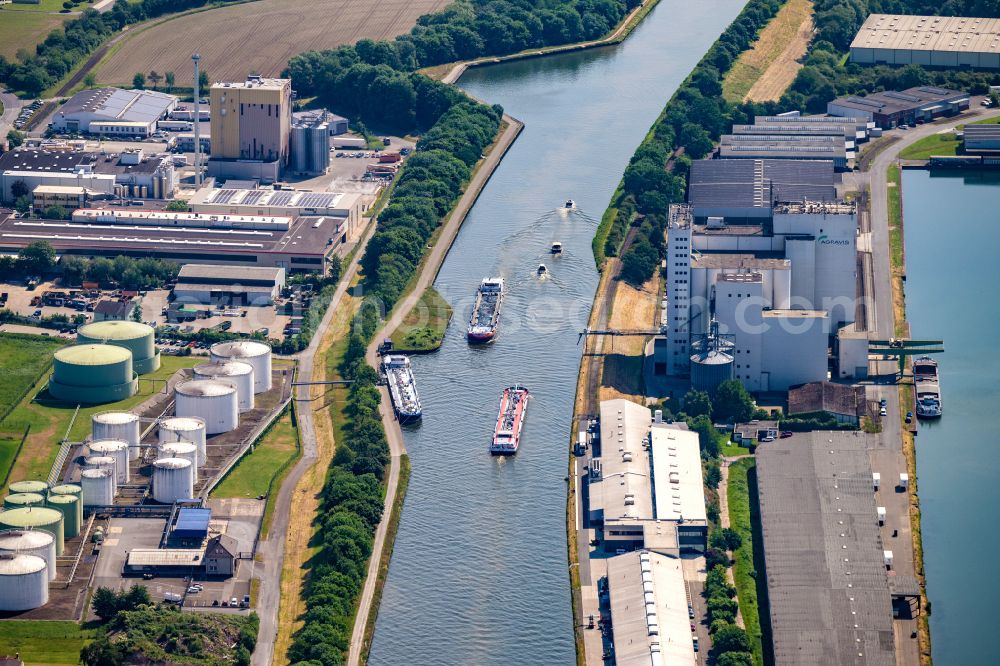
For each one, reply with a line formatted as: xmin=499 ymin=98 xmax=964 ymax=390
xmin=868 ymin=338 xmax=944 ymax=377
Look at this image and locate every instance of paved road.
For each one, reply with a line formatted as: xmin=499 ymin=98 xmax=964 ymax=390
xmin=0 ymin=91 xmax=23 ymax=139
xmin=347 ymin=114 xmax=524 ymax=666
xmin=250 ymin=221 xmax=377 ymax=666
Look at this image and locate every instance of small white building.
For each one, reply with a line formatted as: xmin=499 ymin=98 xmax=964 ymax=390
xmin=173 ymin=264 xmax=286 ymax=306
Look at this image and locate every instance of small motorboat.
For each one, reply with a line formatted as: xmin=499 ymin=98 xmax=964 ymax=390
xmin=537 ymin=263 xmax=547 ymax=275
xmin=550 ymin=241 xmax=563 ymax=254
xmin=564 ymin=199 xmax=575 ymax=209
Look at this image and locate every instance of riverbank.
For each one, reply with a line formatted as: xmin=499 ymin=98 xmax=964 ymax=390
xmin=388 ymin=287 xmax=452 ymax=353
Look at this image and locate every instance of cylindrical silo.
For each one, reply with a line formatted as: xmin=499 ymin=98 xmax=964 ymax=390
xmin=210 ymin=341 xmax=272 ymax=393
xmin=153 ymin=458 xmax=194 ymax=504
xmin=49 ymin=344 xmax=137 ymax=404
xmin=159 ymin=442 xmax=199 ymax=483
xmin=291 ymin=123 xmax=308 ymax=173
xmin=88 ymin=440 xmax=129 ymax=485
xmin=0 ymin=530 xmax=57 ymax=581
xmin=0 ymin=507 xmax=65 ymax=556
xmin=9 ymin=480 xmax=48 ymax=495
xmin=0 ymin=553 xmax=49 ymax=610
xmin=48 ymin=484 xmax=81 ymax=497
xmin=4 ymin=493 xmax=46 ymax=510
xmin=84 ymin=456 xmax=117 ymax=495
xmin=158 ymin=417 xmax=207 ymax=467
xmin=92 ymin=411 xmax=142 ymax=461
xmin=194 ymin=361 xmax=254 ymax=412
xmin=46 ymin=494 xmax=81 ymax=539
xmin=77 ymin=320 xmax=160 ymax=375
xmin=690 ymin=349 xmax=735 ymax=397
xmin=80 ymin=469 xmax=115 ymax=508
xmin=174 ymin=380 xmax=238 ymax=435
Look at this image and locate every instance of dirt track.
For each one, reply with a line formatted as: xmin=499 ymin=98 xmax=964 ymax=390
xmin=744 ymin=6 xmax=813 ymax=102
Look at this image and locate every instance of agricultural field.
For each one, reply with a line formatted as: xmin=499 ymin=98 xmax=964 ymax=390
xmin=0 ymin=619 xmax=97 ymax=666
xmin=0 ymin=8 xmax=70 ymax=61
xmin=95 ymin=0 xmax=451 ymax=85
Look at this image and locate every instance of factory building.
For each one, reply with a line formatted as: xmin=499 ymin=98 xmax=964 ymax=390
xmin=731 ymin=123 xmax=862 ymax=147
xmin=687 ymin=159 xmax=837 ymax=224
xmin=757 ymin=432 xmax=897 ymax=665
xmin=788 ymin=381 xmax=868 ymax=425
xmin=588 ymin=400 xmax=707 ymax=554
xmin=718 ymin=138 xmax=850 ymax=170
xmin=31 ymin=185 xmax=89 ymax=212
xmin=850 ymin=14 xmax=1000 ymax=70
xmin=663 ymin=203 xmax=855 ymax=388
xmin=964 ymin=124 xmax=1000 ymax=152
xmin=173 ymin=264 xmax=285 ymax=306
xmin=51 ymin=87 xmax=178 ymax=135
xmin=208 ymin=76 xmax=292 ymax=181
xmin=753 ymin=112 xmax=875 ymax=138
xmin=828 ymin=86 xmax=969 ymax=128
xmin=606 ymin=551 xmax=696 ymax=666
xmin=189 ymin=186 xmax=363 ymax=237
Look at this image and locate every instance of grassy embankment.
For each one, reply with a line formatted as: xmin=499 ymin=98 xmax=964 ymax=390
xmin=884 ymin=161 xmax=932 ymax=663
xmin=898 ymin=115 xmax=1000 ymax=159
xmin=728 ymin=458 xmax=765 ymax=666
xmin=721 ymin=0 xmax=813 ymax=102
xmin=389 ymin=286 xmax=452 ymax=352
xmin=211 ymin=405 xmax=301 ymax=538
xmin=0 ymin=353 xmax=201 ymax=491
xmin=0 ymin=619 xmax=97 ymax=666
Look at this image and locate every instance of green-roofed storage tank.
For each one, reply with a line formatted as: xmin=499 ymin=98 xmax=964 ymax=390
xmin=48 ymin=484 xmax=81 ymax=497
xmin=48 ymin=344 xmax=137 ymax=404
xmin=4 ymin=493 xmax=45 ymax=510
xmin=8 ymin=481 xmax=48 ymax=494
xmin=0 ymin=507 xmax=65 ymax=555
xmin=77 ymin=321 xmax=160 ymax=375
xmin=46 ymin=494 xmax=81 ymax=538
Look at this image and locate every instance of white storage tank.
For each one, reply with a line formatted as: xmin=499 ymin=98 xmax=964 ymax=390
xmin=175 ymin=380 xmax=239 ymax=435
xmin=0 ymin=553 xmax=49 ymax=611
xmin=84 ymin=456 xmax=118 ymax=495
xmin=210 ymin=341 xmax=272 ymax=393
xmin=92 ymin=411 xmax=142 ymax=461
xmin=159 ymin=442 xmax=199 ymax=483
xmin=80 ymin=468 xmax=115 ymax=507
xmin=0 ymin=529 xmax=57 ymax=581
xmin=153 ymin=458 xmax=194 ymax=504
xmin=88 ymin=439 xmax=129 ymax=485
xmin=158 ymin=417 xmax=207 ymax=467
xmin=193 ymin=361 xmax=255 ymax=412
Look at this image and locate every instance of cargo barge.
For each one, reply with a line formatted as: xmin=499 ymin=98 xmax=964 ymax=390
xmin=381 ymin=354 xmax=422 ymax=423
xmin=913 ymin=356 xmax=942 ymax=418
xmin=490 ymin=385 xmax=529 ymax=455
xmin=467 ymin=277 xmax=504 ymax=343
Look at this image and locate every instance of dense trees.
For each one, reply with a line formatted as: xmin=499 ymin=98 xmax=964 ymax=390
xmin=91 ymin=585 xmax=152 ymax=623
xmin=712 ymin=380 xmax=755 ymax=424
xmin=55 ymin=253 xmax=179 ymax=289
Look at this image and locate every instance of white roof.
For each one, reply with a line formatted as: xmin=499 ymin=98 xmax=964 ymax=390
xmin=650 ymin=425 xmax=707 ymax=523
xmin=592 ymin=399 xmax=654 ymax=521
xmin=607 ymin=551 xmax=696 ymax=666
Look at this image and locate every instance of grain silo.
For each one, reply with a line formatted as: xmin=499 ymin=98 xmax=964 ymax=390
xmin=158 ymin=442 xmax=199 ymax=483
xmin=49 ymin=344 xmax=137 ymax=404
xmin=88 ymin=440 xmax=130 ymax=485
xmin=0 ymin=553 xmax=49 ymax=611
xmin=193 ymin=361 xmax=254 ymax=412
xmin=77 ymin=320 xmax=160 ymax=374
xmin=4 ymin=493 xmax=45 ymax=510
xmin=9 ymin=480 xmax=48 ymax=495
xmin=689 ymin=320 xmax=736 ymax=397
xmin=174 ymin=380 xmax=238 ymax=435
xmin=92 ymin=411 xmax=142 ymax=461
xmin=153 ymin=458 xmax=194 ymax=504
xmin=158 ymin=417 xmax=207 ymax=467
xmin=0 ymin=507 xmax=65 ymax=555
xmin=210 ymin=341 xmax=272 ymax=393
xmin=80 ymin=469 xmax=115 ymax=508
xmin=46 ymin=493 xmax=81 ymax=539
xmin=0 ymin=529 xmax=57 ymax=581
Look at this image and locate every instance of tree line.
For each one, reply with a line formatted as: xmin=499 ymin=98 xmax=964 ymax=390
xmin=0 ymin=0 xmax=241 ymax=95
xmin=0 ymin=240 xmax=180 ymax=291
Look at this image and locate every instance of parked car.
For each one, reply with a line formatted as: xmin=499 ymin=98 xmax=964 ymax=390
xmin=880 ymin=406 xmax=888 ymax=417
xmin=780 ymin=431 xmax=793 ymax=439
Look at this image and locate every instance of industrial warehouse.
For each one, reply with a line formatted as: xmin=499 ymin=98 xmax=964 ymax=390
xmin=827 ymin=86 xmax=969 ymax=128
xmin=850 ymin=14 xmax=1000 ymax=69
xmin=51 ymin=88 xmax=178 ymax=137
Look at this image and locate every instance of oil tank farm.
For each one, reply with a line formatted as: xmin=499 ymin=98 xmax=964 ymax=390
xmin=0 ymin=553 xmax=49 ymax=611
xmin=210 ymin=341 xmax=272 ymax=393
xmin=9 ymin=480 xmax=48 ymax=495
xmin=81 ymin=468 xmax=115 ymax=507
xmin=92 ymin=411 xmax=142 ymax=461
xmin=175 ymin=380 xmax=239 ymax=435
xmin=153 ymin=458 xmax=194 ymax=504
xmin=46 ymin=493 xmax=81 ymax=538
xmin=88 ymin=439 xmax=130 ymax=485
xmin=0 ymin=529 xmax=57 ymax=581
xmin=193 ymin=361 xmax=254 ymax=412
xmin=159 ymin=442 xmax=199 ymax=483
xmin=0 ymin=507 xmax=65 ymax=555
xmin=77 ymin=320 xmax=160 ymax=374
xmin=4 ymin=493 xmax=45 ymax=510
xmin=48 ymin=344 xmax=137 ymax=404
xmin=158 ymin=417 xmax=207 ymax=467
xmin=85 ymin=455 xmax=117 ymax=485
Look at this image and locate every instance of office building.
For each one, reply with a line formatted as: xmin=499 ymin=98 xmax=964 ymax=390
xmin=208 ymin=76 xmax=292 ymax=180
xmin=850 ymin=14 xmax=1000 ymax=70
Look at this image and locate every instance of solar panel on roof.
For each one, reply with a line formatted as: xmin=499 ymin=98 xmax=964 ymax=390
xmin=268 ymin=191 xmax=294 ymax=206
xmin=241 ymin=190 xmax=268 ymax=205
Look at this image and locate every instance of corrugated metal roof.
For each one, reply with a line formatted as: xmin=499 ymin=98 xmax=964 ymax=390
xmin=125 ymin=548 xmax=203 ymax=567
xmin=851 ymin=14 xmax=1000 ymax=54
xmin=689 ymin=159 xmax=836 ymax=209
xmin=173 ymin=508 xmax=211 ymax=536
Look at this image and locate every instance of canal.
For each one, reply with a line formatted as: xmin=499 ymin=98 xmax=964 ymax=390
xmin=902 ymin=168 xmax=1000 ymax=665
xmin=367 ymin=1 xmax=748 ymax=663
